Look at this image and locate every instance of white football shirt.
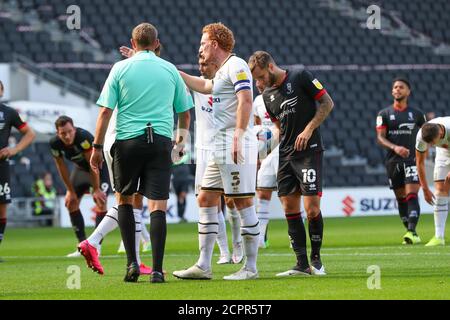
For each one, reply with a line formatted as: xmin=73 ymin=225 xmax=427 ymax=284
xmin=416 ymin=117 xmax=450 ymax=152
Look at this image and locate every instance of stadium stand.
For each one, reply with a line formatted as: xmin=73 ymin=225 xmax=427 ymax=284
xmin=1 ymin=0 xmax=449 ymax=194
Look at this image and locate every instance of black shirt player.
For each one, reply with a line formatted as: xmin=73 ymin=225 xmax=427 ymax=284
xmin=249 ymin=51 xmax=334 ymax=276
xmin=0 ymin=80 xmax=36 ymax=258
xmin=50 ymin=116 xmax=110 ymax=256
xmin=376 ymin=78 xmax=426 ymax=245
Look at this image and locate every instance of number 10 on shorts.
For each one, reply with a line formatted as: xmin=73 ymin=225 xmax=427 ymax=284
xmin=301 ymin=169 xmax=316 ymax=183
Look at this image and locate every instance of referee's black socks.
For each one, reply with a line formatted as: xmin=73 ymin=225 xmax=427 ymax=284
xmin=118 ymin=204 xmax=137 ymax=266
xmin=285 ymin=213 xmax=309 ymax=269
xmin=406 ymin=193 xmax=421 ymax=234
xmin=69 ymin=210 xmax=86 ymax=243
xmin=150 ymin=210 xmax=167 ymax=273
xmin=308 ymin=211 xmax=323 ymax=260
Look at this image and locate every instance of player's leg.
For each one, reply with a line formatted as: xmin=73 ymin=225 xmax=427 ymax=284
xmin=256 ymin=189 xmax=272 ymax=248
xmin=303 ymin=195 xmax=325 ymax=275
xmin=134 ymin=193 xmax=151 ymax=252
xmin=216 ymin=197 xmax=231 ymax=264
xmin=225 ymin=196 xmax=243 ymax=263
xmin=388 ymin=162 xmax=409 ymax=230
xmin=176 ymin=188 xmax=188 ymax=223
xmin=224 ymin=195 xmax=260 ymax=280
xmin=0 ymin=162 xmax=12 ymax=259
xmin=402 ymin=162 xmax=422 ymax=244
xmin=426 ymin=157 xmax=450 ymax=246
xmin=276 ymin=158 xmax=310 ymax=277
xmin=173 ymin=161 xmax=222 ymax=280
xmin=0 ymin=204 xmax=8 ymax=259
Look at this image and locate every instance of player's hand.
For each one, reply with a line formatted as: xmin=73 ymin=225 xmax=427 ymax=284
xmin=90 ymin=149 xmax=103 ymax=175
xmin=119 ymin=46 xmax=135 ymax=58
xmin=172 ymin=143 xmax=185 ymax=164
xmin=393 ymin=146 xmax=410 ymax=158
xmin=0 ymin=147 xmax=16 ymax=160
xmin=445 ymin=172 xmax=450 ymax=186
xmin=423 ymin=188 xmax=435 ymax=205
xmin=295 ymin=128 xmax=313 ymax=151
xmin=65 ymin=190 xmax=78 ymax=208
xmin=232 ymin=132 xmax=244 ymax=164
xmin=92 ymin=188 xmax=107 ymax=206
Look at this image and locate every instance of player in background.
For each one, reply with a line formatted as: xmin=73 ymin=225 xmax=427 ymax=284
xmin=376 ymin=78 xmax=426 ymax=244
xmin=415 ymin=117 xmax=450 ymax=246
xmin=253 ymin=81 xmax=280 ymax=249
xmin=50 ymin=116 xmax=109 ymax=257
xmin=0 ymin=81 xmax=36 ymax=261
xmin=193 ymin=56 xmax=233 ymax=264
xmin=249 ymin=51 xmax=333 ymax=276
xmin=173 ymin=23 xmax=260 ymax=280
xmin=77 ymin=108 xmax=152 ymax=275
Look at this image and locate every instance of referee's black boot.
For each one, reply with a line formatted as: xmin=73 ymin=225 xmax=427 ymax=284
xmin=150 ymin=271 xmax=165 ymax=283
xmin=124 ymin=262 xmax=140 ymax=282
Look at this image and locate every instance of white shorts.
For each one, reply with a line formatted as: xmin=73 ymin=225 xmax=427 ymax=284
xmin=195 ymin=148 xmax=214 ymax=195
xmin=257 ymin=145 xmax=279 ymax=190
xmin=201 ymin=146 xmax=257 ymax=197
xmin=434 ymin=148 xmax=450 ymax=181
xmin=104 ymin=144 xmax=116 ymax=192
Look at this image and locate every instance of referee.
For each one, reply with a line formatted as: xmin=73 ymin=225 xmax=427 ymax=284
xmin=91 ymin=23 xmax=193 ymax=283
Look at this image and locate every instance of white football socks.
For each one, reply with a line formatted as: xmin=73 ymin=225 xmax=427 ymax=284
xmin=434 ymin=196 xmax=449 ymax=239
xmin=227 ymin=206 xmax=242 ymax=245
xmin=256 ymin=198 xmax=270 ymax=245
xmin=87 ymin=206 xmax=118 ymax=247
xmin=238 ymin=205 xmax=259 ymax=273
xmin=216 ymin=208 xmax=230 ymax=256
xmin=196 ymin=207 xmax=219 ymax=271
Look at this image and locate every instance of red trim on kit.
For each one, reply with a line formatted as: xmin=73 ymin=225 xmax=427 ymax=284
xmin=376 ymin=125 xmax=387 ymax=130
xmin=405 ymin=193 xmax=418 ymax=201
xmin=314 ymin=89 xmax=326 ymax=101
xmin=0 ymin=218 xmax=7 ymax=224
xmin=18 ymin=123 xmax=27 ymax=130
xmin=285 ymin=213 xmax=301 ymax=220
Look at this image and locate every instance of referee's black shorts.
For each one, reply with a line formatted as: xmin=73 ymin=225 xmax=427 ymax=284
xmin=112 ymin=133 xmax=172 ymax=200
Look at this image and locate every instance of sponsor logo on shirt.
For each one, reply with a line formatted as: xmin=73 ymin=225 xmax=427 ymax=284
xmin=280 ymin=96 xmax=298 ymax=110
xmin=236 ymin=70 xmax=248 ymax=81
xmin=398 ymin=123 xmax=415 ymax=130
xmin=390 ymin=115 xmax=395 ymax=120
xmin=80 ymin=140 xmax=91 ymax=150
xmin=286 ymin=83 xmax=293 ymax=94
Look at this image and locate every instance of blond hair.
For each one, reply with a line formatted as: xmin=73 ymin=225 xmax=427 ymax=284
xmin=248 ymin=51 xmax=275 ymax=72
xmin=202 ymin=23 xmax=235 ymax=53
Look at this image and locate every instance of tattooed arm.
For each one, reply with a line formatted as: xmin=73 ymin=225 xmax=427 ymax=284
xmin=294 ymin=92 xmax=334 ymax=151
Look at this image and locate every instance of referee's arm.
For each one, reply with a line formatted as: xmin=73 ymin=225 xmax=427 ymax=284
xmin=91 ymin=107 xmax=113 ymax=174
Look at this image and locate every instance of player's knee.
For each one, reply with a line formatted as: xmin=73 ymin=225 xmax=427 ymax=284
xmin=304 ymin=205 xmax=321 ymax=220
xmin=257 ymin=190 xmax=272 ymax=201
xmin=234 ymin=197 xmax=254 ymax=210
xmin=224 ymin=196 xmax=235 ymax=209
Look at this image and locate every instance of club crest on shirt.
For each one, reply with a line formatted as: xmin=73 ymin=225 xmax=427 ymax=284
xmin=408 ymin=112 xmax=414 ymax=121
xmin=390 ymin=114 xmax=395 ymax=121
xmin=376 ymin=116 xmax=383 ymax=127
xmin=81 ymin=140 xmax=91 ymax=150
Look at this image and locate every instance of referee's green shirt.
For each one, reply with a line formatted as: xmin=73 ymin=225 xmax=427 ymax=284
xmin=97 ymin=50 xmax=193 ymax=140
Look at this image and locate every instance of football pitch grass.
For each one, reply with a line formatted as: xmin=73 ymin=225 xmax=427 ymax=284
xmin=0 ymin=215 xmax=448 ymax=300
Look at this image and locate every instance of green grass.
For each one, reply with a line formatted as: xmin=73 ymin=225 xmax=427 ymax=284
xmin=0 ymin=215 xmax=448 ymax=300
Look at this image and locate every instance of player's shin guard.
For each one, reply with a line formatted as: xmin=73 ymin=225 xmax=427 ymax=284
xmin=239 ymin=206 xmax=259 ymax=273
xmin=256 ymin=199 xmax=270 ymax=245
xmin=406 ymin=193 xmax=420 ymax=233
xmin=0 ymin=218 xmax=6 ymax=245
xmin=286 ymin=213 xmax=309 ymax=269
xmin=216 ymin=209 xmax=230 ymax=256
xmin=434 ymin=196 xmax=449 ymax=239
xmin=197 ymin=207 xmax=219 ymax=271
xmin=117 ymin=204 xmax=137 ymax=266
xmin=133 ymin=209 xmax=142 ymax=265
xmin=397 ymin=197 xmax=409 ymax=229
xmin=308 ymin=212 xmax=324 ymax=259
xmin=69 ymin=210 xmax=86 ymax=242
xmin=87 ymin=207 xmax=118 ymax=247
xmin=227 ymin=206 xmax=242 ymax=245
xmin=150 ymin=210 xmax=166 ymax=273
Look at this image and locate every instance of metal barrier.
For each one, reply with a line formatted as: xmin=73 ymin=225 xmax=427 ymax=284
xmin=8 ymin=197 xmax=60 ymax=227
